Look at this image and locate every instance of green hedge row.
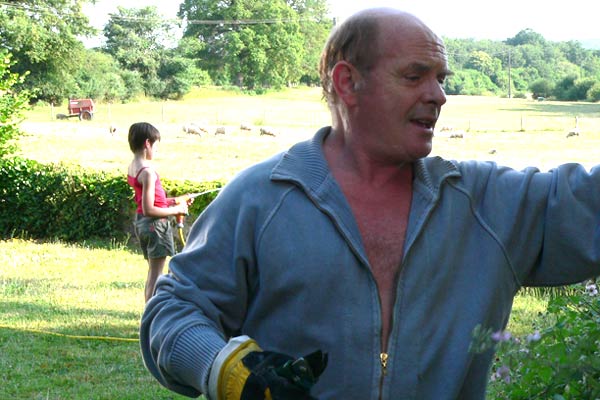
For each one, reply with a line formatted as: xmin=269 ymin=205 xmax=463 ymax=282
xmin=0 ymin=156 xmax=222 ymax=243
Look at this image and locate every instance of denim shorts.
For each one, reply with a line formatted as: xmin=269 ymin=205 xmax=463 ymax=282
xmin=134 ymin=215 xmax=175 ymax=259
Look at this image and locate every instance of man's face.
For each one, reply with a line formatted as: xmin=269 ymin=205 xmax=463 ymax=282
xmin=353 ymin=19 xmax=450 ymax=164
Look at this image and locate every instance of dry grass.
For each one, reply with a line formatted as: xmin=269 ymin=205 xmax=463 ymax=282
xmin=16 ymin=88 xmax=600 ymax=183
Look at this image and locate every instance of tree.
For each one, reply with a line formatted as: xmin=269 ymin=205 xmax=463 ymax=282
xmin=506 ymin=29 xmax=546 ymax=46
xmin=157 ymin=55 xmax=211 ymax=99
xmin=287 ymin=0 xmax=332 ymax=85
xmin=466 ymin=51 xmax=500 ymax=79
xmin=444 ymin=69 xmax=499 ymax=96
xmin=0 ymin=0 xmax=95 ymax=103
xmin=529 ymin=78 xmax=553 ymax=99
xmin=586 ymin=82 xmax=600 ymax=101
xmin=103 ymin=6 xmax=175 ymax=98
xmin=71 ymin=50 xmax=127 ymax=102
xmin=0 ymin=51 xmax=31 ymax=155
xmin=553 ymin=74 xmax=579 ymax=100
xmin=560 ymin=40 xmax=588 ymax=65
xmin=180 ymin=0 xmax=307 ymax=90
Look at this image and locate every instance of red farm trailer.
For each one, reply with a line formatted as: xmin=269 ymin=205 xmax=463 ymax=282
xmin=56 ymin=98 xmax=95 ymax=120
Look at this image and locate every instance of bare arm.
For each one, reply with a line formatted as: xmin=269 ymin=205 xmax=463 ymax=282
xmin=139 ymin=168 xmax=187 ymax=217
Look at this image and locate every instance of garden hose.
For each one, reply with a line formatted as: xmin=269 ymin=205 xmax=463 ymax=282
xmin=178 ymin=226 xmax=186 ymax=246
xmin=175 ymin=188 xmax=221 ymax=248
xmin=0 ymin=324 xmax=138 ymax=342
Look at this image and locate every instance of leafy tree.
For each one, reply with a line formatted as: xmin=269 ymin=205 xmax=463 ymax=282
xmin=103 ymin=6 xmax=172 ymax=97
xmin=444 ymin=30 xmax=600 ymax=100
xmin=0 ymin=52 xmax=31 ymax=156
xmin=119 ymin=70 xmax=145 ymax=102
xmin=0 ymin=0 xmax=95 ymax=103
xmin=287 ymin=0 xmax=332 ymax=85
xmin=529 ymin=78 xmax=553 ymax=99
xmin=470 ymin=51 xmax=495 ymax=76
xmin=444 ymin=69 xmax=499 ymax=96
xmin=509 ymin=67 xmax=539 ymax=93
xmin=560 ymin=40 xmax=588 ymax=65
xmin=71 ymin=50 xmax=127 ymax=102
xmin=180 ymin=0 xmax=306 ymax=90
xmin=586 ymin=82 xmax=600 ymax=101
xmin=553 ymin=74 xmax=579 ymax=100
xmin=103 ymin=6 xmax=208 ymax=99
xmin=571 ymin=77 xmax=596 ymax=101
xmin=506 ymin=28 xmax=546 ymax=46
xmin=158 ymin=55 xmax=210 ymax=99
xmin=466 ymin=50 xmax=503 ymax=86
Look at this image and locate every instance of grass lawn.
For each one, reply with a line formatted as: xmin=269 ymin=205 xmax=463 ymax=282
xmin=0 ymin=238 xmax=550 ymax=399
xmin=0 ymin=238 xmax=193 ymax=399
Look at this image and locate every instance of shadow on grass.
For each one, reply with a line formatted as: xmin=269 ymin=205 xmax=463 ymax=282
xmin=499 ymin=101 xmax=600 ymax=117
xmin=1 ymin=276 xmax=143 ymax=295
xmin=1 ymin=298 xmax=142 ymax=339
xmin=0 ymin=325 xmax=196 ymax=399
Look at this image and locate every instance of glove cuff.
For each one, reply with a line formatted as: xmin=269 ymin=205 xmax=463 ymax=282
xmin=208 ymin=335 xmax=262 ymax=400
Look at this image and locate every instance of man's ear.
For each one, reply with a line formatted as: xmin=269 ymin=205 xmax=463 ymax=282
xmin=331 ymin=61 xmax=362 ymax=106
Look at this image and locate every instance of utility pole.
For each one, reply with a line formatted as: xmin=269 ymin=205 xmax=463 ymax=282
xmin=508 ymin=50 xmax=512 ymax=99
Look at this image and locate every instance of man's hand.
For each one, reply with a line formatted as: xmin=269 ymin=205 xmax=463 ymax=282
xmin=209 ymin=336 xmax=328 ymax=400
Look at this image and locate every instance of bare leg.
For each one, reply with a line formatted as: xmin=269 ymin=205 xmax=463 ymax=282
xmin=145 ymin=256 xmax=167 ymax=302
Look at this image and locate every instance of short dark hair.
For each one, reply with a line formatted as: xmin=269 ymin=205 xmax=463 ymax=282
xmin=319 ymin=12 xmax=381 ymax=105
xmin=128 ymin=122 xmax=160 ymax=152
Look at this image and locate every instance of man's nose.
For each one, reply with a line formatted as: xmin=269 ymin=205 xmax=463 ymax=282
xmin=423 ymin=79 xmax=447 ymax=107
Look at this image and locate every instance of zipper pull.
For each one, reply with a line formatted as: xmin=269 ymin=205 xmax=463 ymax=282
xmin=380 ymin=352 xmax=388 ymax=376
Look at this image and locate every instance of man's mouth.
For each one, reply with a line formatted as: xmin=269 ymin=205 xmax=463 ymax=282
xmin=411 ymin=118 xmax=436 ymax=130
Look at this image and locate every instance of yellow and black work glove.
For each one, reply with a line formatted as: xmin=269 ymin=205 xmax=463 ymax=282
xmin=211 ymin=337 xmax=328 ymax=400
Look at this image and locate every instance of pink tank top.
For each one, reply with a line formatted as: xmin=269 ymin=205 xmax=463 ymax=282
xmin=127 ymin=167 xmax=169 ymax=214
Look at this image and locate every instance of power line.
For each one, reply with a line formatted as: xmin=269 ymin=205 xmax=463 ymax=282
xmin=0 ymin=1 xmax=320 ymax=26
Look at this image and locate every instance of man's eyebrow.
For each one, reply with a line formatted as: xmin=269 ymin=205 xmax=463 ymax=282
xmin=406 ymin=62 xmax=431 ymax=73
xmin=406 ymin=63 xmax=454 ymax=76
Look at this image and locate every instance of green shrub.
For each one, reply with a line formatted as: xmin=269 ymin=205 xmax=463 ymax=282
xmin=586 ymin=82 xmax=600 ymax=102
xmin=0 ymin=156 xmax=223 ymax=242
xmin=471 ymin=282 xmax=600 ymax=399
xmin=0 ymin=157 xmax=133 ymax=241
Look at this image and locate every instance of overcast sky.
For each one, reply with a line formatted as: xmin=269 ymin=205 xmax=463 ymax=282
xmin=83 ymin=0 xmax=600 ymax=43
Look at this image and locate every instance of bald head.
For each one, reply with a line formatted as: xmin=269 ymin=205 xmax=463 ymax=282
xmin=319 ymin=8 xmax=442 ymax=105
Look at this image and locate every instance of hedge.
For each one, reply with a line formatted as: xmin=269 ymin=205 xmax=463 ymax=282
xmin=0 ymin=156 xmax=222 ymax=243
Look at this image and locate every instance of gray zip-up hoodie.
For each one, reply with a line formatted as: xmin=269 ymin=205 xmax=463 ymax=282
xmin=140 ymin=127 xmax=600 ymax=399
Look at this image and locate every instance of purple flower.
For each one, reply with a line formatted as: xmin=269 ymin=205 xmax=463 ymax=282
xmin=585 ymin=283 xmax=598 ymax=296
xmin=491 ymin=330 xmax=512 ymax=342
xmin=526 ymin=330 xmax=542 ymax=342
xmin=491 ymin=365 xmax=511 ymax=383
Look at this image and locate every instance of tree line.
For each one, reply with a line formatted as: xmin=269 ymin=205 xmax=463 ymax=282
xmin=2 ymin=0 xmax=600 ymax=105
xmin=445 ymin=29 xmax=600 ymax=101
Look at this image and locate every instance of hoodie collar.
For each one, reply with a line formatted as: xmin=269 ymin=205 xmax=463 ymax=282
xmin=271 ymin=126 xmax=461 ymax=200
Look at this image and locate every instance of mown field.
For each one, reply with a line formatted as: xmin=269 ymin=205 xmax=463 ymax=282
xmin=16 ymin=86 xmax=600 ymax=182
xmin=2 ymin=87 xmax=599 ymax=399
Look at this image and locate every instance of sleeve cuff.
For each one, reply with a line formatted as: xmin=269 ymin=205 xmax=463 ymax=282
xmin=207 ymin=335 xmax=257 ymax=400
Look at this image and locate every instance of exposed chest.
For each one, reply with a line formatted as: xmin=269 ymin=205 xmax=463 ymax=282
xmin=346 ymin=187 xmax=412 ymax=275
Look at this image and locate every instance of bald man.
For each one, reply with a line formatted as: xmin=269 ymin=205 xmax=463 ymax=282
xmin=141 ymin=8 xmax=600 ymax=399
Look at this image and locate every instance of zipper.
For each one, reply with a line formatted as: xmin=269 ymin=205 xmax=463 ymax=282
xmin=380 ymin=352 xmax=388 ymax=376
xmin=379 ymin=352 xmax=389 ymax=400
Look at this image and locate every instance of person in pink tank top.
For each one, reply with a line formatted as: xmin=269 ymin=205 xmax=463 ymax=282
xmin=127 ymin=122 xmax=192 ymax=303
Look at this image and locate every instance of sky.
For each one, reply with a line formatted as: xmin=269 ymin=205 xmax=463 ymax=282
xmin=83 ymin=0 xmax=600 ymax=45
